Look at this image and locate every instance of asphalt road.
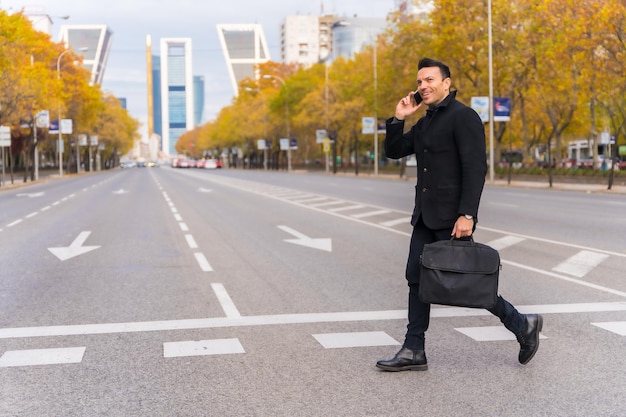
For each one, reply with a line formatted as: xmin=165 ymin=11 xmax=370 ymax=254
xmin=1 ymin=167 xmax=625 ymax=417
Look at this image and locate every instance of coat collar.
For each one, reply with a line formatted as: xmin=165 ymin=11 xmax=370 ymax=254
xmin=426 ymin=90 xmax=457 ymax=117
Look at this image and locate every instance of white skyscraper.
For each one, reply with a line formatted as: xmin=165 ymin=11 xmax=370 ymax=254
xmin=216 ymin=24 xmax=270 ymax=96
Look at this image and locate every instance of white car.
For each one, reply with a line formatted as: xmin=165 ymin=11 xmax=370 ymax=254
xmin=204 ymin=159 xmax=218 ymax=169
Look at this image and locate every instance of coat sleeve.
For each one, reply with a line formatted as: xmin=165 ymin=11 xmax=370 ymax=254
xmin=384 ymin=117 xmax=415 ymax=159
xmin=454 ymin=107 xmax=487 ymax=218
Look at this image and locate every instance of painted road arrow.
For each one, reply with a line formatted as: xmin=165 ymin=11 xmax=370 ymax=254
xmin=48 ymin=231 xmax=101 ymax=261
xmin=278 ymin=225 xmax=332 ymax=252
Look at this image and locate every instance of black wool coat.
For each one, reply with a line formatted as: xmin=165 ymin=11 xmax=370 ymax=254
xmin=384 ymin=91 xmax=487 ymax=230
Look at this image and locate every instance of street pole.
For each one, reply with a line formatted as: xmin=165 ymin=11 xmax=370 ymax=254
xmin=56 ymin=49 xmax=70 ymax=177
xmin=263 ymin=74 xmax=290 ymax=172
xmin=488 ymin=0 xmax=495 ymax=183
xmin=325 ymin=61 xmax=330 ymax=173
xmin=56 ymin=47 xmax=88 ymax=177
xmin=373 ymin=35 xmax=378 ymax=176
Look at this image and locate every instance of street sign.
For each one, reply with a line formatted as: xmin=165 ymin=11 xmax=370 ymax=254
xmin=280 ymin=138 xmax=290 ymax=150
xmin=0 ymin=125 xmax=10 ymax=147
xmin=471 ymin=96 xmax=489 ymax=122
xmin=36 ymin=111 xmax=49 ymax=128
xmin=493 ymin=97 xmax=511 ymax=122
xmin=316 ymin=129 xmax=327 ymax=144
xmin=78 ymin=134 xmax=88 ymax=146
xmin=60 ymin=119 xmax=72 ymax=134
xmin=257 ymin=139 xmax=267 ymax=150
xmin=362 ymin=117 xmax=375 ymax=134
xmin=89 ymin=135 xmax=98 ymax=146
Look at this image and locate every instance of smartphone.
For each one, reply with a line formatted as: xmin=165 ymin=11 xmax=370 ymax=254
xmin=413 ymin=90 xmax=423 ymax=105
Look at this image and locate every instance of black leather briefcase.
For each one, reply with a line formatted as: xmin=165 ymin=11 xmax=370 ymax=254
xmin=419 ymin=238 xmax=500 ymax=309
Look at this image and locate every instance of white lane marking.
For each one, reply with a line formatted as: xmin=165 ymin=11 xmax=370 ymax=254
xmin=171 ymin=207 xmax=178 ymax=213
xmin=291 ymin=196 xmax=329 ymax=204
xmin=277 ymin=225 xmax=332 ymax=252
xmin=194 ymin=252 xmax=213 ymax=272
xmin=179 ymin=222 xmax=189 ymax=231
xmin=503 ymin=259 xmax=626 ymax=298
xmin=455 ymin=326 xmax=547 ymax=342
xmin=327 ymin=204 xmax=365 ymax=212
xmin=211 ymin=283 xmax=241 ymax=318
xmin=2 ymin=302 xmax=625 ymax=340
xmin=486 ymin=236 xmax=526 ymax=251
xmin=26 ymin=212 xmax=38 ymax=218
xmin=48 ymin=231 xmax=100 ymax=261
xmin=185 ymin=234 xmax=198 ymax=249
xmin=380 ymin=217 xmax=410 ymax=227
xmin=7 ymin=219 xmax=22 ymax=227
xmin=351 ymin=209 xmax=392 ymax=219
xmin=309 ymin=200 xmax=345 ymax=208
xmin=479 ymin=225 xmax=626 ymax=258
xmin=163 ymin=338 xmax=244 ymax=358
xmin=0 ymin=347 xmax=85 ymax=367
xmin=174 ymin=213 xmax=182 ymax=221
xmin=591 ymin=322 xmax=626 ymax=336
xmin=41 ymin=205 xmax=51 ymax=211
xmin=552 ymin=250 xmax=609 ymax=277
xmin=313 ymin=331 xmax=400 ymax=348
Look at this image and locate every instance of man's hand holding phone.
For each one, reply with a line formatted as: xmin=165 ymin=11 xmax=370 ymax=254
xmin=395 ymin=90 xmax=423 ymax=120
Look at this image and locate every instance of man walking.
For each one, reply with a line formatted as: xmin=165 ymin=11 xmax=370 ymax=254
xmin=377 ymin=58 xmax=542 ymax=371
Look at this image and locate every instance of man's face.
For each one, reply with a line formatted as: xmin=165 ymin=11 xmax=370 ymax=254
xmin=416 ymin=66 xmax=451 ymax=107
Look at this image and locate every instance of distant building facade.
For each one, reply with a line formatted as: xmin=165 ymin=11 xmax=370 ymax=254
xmin=216 ymin=24 xmax=270 ymax=96
xmin=331 ymin=17 xmax=386 ymax=61
xmin=159 ymin=38 xmax=194 ymax=156
xmin=59 ymin=24 xmax=112 ymax=85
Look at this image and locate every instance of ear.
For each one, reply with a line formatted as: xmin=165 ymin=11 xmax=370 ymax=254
xmin=443 ymin=77 xmax=452 ymax=91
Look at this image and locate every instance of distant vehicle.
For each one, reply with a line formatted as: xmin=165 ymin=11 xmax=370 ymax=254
xmin=178 ymin=160 xmax=190 ymax=168
xmin=204 ymin=159 xmax=218 ymax=169
xmin=120 ymin=161 xmax=136 ymax=168
xmin=405 ymin=155 xmax=417 ymax=167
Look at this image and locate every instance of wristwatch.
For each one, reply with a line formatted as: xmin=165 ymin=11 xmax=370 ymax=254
xmin=464 ymin=214 xmax=473 ymax=220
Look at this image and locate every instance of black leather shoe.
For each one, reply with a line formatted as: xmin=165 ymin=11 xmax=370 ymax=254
xmin=376 ymin=347 xmax=428 ymax=371
xmin=516 ymin=314 xmax=543 ymax=365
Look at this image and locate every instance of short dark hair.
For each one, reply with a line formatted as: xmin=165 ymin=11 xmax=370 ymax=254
xmin=418 ymin=58 xmax=451 ymax=80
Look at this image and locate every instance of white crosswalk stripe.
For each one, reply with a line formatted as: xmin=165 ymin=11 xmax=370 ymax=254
xmin=552 ymin=250 xmax=610 ymax=277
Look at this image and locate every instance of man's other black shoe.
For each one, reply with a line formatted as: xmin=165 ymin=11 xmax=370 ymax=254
xmin=376 ymin=347 xmax=428 ymax=371
xmin=517 ymin=314 xmax=543 ymax=365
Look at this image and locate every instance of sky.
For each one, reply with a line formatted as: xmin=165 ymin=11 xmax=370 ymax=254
xmin=3 ymin=0 xmax=396 ymax=140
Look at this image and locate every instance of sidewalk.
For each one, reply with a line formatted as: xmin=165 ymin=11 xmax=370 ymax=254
xmin=490 ymin=178 xmax=626 ymax=194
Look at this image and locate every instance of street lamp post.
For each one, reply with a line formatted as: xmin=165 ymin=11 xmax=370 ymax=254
xmin=262 ymin=74 xmax=291 ymax=172
xmin=56 ymin=47 xmax=87 ymax=176
xmin=333 ymin=20 xmax=379 ymax=175
xmin=245 ymin=87 xmax=268 ymax=170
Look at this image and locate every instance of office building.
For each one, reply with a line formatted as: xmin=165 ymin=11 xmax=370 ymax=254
xmin=280 ymin=14 xmax=338 ymax=65
xmin=331 ymin=17 xmax=386 ymax=61
xmin=159 ymin=38 xmax=194 ymax=156
xmin=59 ymin=24 xmax=112 ymax=85
xmin=193 ymin=75 xmax=205 ymax=126
xmin=216 ymin=24 xmax=270 ymax=96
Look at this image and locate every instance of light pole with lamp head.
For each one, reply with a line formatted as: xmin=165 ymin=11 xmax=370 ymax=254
xmin=244 ymin=86 xmax=269 ymax=170
xmin=56 ymin=46 xmax=87 ymax=176
xmin=262 ymin=74 xmax=291 ymax=172
xmin=333 ymin=20 xmax=379 ymax=175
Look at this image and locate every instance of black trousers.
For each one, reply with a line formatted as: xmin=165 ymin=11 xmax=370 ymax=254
xmin=403 ymin=216 xmax=525 ymax=350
